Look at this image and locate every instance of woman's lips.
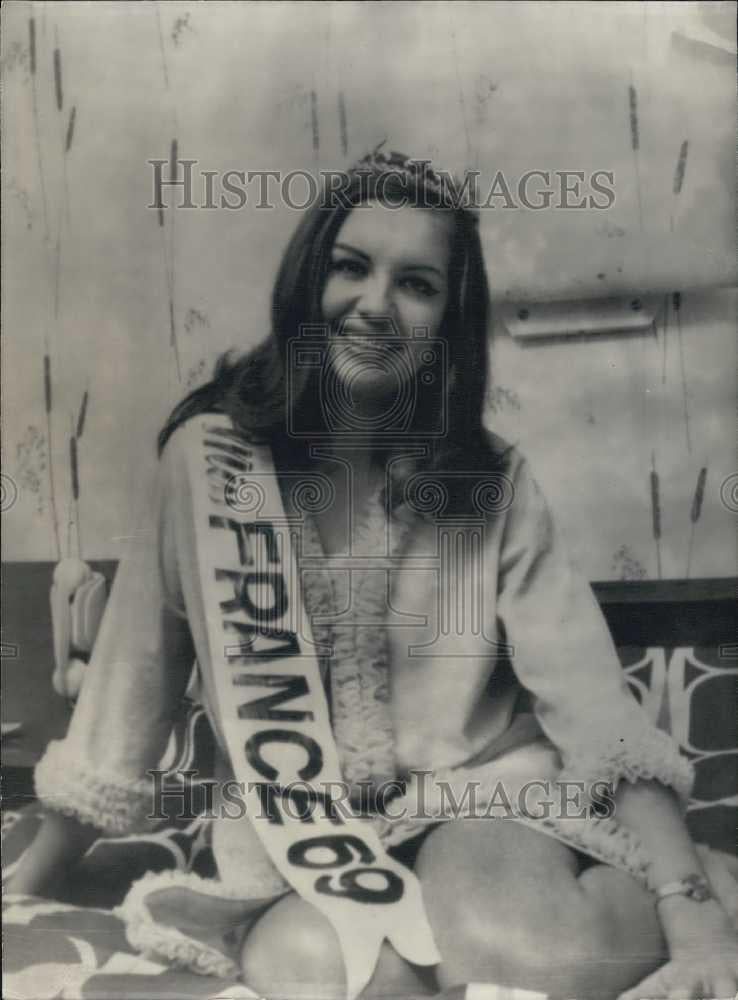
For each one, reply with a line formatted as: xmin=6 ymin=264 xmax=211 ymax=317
xmin=335 ymin=323 xmax=403 ymax=345
xmin=335 ymin=317 xmax=400 ymax=337
xmin=333 ymin=336 xmax=403 ymax=353
xmin=338 ymin=326 xmax=397 ymax=339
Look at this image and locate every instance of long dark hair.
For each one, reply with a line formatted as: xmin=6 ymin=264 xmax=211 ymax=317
xmin=158 ymin=159 xmax=507 ymax=511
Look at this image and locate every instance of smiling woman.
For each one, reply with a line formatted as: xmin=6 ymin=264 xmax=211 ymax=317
xmin=9 ymin=151 xmax=738 ymax=1000
xmin=155 ymin=154 xmax=496 ymax=514
xmin=322 ymin=204 xmax=451 ymax=407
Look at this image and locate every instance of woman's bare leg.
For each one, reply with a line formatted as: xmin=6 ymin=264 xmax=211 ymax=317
xmin=416 ymin=819 xmax=666 ymax=999
xmin=240 ymin=891 xmax=436 ymax=999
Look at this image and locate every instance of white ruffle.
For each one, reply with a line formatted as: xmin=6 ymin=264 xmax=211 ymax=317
xmin=526 ymin=814 xmax=650 ymax=882
xmin=371 ymin=756 xmax=653 ymax=883
xmin=34 ymin=738 xmax=155 ymax=836
xmin=558 ymin=723 xmax=695 ymax=806
xmin=299 ymin=490 xmax=411 ymax=792
xmin=116 ymin=871 xmax=243 ymax=979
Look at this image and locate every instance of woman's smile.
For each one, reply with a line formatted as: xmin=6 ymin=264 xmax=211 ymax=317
xmin=321 ymin=201 xmax=452 ymax=398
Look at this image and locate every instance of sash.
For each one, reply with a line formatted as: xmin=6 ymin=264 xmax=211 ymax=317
xmin=183 ymin=414 xmax=440 ymax=998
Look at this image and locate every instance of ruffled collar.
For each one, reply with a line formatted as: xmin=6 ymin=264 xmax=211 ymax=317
xmin=288 ymin=486 xmax=414 ymax=792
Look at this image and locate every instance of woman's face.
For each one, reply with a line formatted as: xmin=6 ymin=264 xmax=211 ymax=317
xmin=320 ymin=201 xmax=452 ymax=405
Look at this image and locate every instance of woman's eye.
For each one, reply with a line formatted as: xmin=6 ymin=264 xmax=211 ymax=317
xmin=329 ymin=258 xmax=366 ymax=278
xmin=399 ymin=276 xmax=438 ymax=298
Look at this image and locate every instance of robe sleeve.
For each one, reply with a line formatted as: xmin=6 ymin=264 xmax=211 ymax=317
xmin=495 ymin=451 xmax=693 ymax=805
xmin=34 ymin=429 xmax=197 ymax=835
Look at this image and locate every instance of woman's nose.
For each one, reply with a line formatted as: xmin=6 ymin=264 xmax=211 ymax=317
xmin=356 ymin=272 xmax=394 ymax=324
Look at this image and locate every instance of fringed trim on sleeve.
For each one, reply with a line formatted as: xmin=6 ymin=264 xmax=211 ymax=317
xmin=116 ymin=869 xmax=288 ymax=980
xmin=520 ymin=814 xmax=651 ymax=884
xmin=373 ymin=757 xmax=652 ymax=885
xmin=34 ymin=739 xmax=155 ymax=837
xmin=558 ymin=724 xmax=695 ymax=807
xmin=116 ymin=872 xmax=241 ymax=980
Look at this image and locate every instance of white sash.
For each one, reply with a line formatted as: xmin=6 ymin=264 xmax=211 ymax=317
xmin=183 ymin=414 xmax=440 ymax=998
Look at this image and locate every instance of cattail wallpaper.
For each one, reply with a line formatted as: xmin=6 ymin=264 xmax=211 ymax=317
xmin=2 ymin=1 xmax=736 ymax=581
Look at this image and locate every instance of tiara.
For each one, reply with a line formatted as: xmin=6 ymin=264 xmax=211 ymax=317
xmin=348 ymin=142 xmax=477 ymax=218
xmin=351 ymin=143 xmax=445 ymax=190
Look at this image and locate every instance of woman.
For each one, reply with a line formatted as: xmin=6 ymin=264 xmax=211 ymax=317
xmin=9 ymin=151 xmax=738 ymax=1000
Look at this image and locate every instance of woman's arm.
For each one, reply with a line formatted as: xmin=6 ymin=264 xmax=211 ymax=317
xmin=495 ymin=454 xmax=693 ymax=809
xmin=7 ymin=430 xmax=197 ymax=897
xmin=5 ymin=812 xmax=99 ymax=897
xmin=616 ymin=780 xmax=738 ymax=1000
xmin=494 ymin=453 xmax=737 ymax=995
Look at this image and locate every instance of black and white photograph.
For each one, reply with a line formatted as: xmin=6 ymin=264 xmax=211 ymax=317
xmin=1 ymin=3 xmax=736 ymax=999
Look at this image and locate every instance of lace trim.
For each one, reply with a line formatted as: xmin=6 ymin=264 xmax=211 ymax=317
xmin=374 ymin=765 xmax=651 ymax=883
xmin=334 ymin=490 xmax=409 ymax=789
xmin=558 ymin=724 xmax=695 ymax=806
xmin=298 ymin=532 xmax=337 ymax=671
xmin=298 ymin=490 xmax=412 ymax=792
xmin=365 ymin=745 xmax=652 ymax=882
xmin=116 ymin=871 xmax=245 ymax=979
xmin=522 ymin=813 xmax=650 ymax=883
xmin=35 ymin=739 xmax=155 ymax=836
xmin=429 ymin=734 xmax=688 ymax=883
xmin=378 ymin=810 xmax=650 ymax=884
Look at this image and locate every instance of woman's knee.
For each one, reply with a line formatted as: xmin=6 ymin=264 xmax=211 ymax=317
xmin=541 ymin=888 xmax=663 ymax=999
xmin=431 ymin=885 xmax=614 ymax=990
xmin=240 ymin=893 xmax=433 ymax=999
xmin=439 ymin=894 xmax=652 ymax=998
xmin=240 ymin=893 xmax=345 ymax=999
xmin=417 ymin=824 xmax=656 ymax=996
xmin=575 ymin=865 xmax=665 ymax=989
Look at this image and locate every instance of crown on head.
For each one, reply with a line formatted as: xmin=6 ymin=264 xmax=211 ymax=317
xmin=347 ymin=141 xmax=477 ymax=220
xmin=351 ymin=142 xmax=446 ymax=193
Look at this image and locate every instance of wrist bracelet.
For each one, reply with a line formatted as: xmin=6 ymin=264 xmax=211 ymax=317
xmin=653 ymin=873 xmax=713 ymax=904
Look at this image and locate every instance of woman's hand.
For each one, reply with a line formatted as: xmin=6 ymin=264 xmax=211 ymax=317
xmin=618 ymin=945 xmax=738 ymax=1000
xmin=613 ymin=781 xmax=738 ymax=998
xmin=3 ymin=811 xmax=99 ymax=900
xmin=618 ymin=908 xmax=738 ymax=1000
